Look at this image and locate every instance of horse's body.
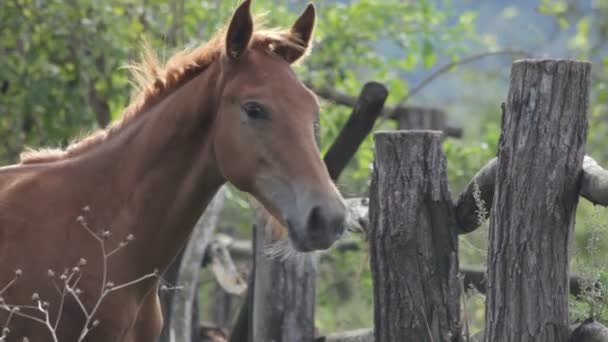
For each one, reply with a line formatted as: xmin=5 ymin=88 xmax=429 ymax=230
xmin=0 ymin=1 xmax=345 ymax=341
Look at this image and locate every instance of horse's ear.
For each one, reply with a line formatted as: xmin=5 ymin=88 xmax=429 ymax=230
xmin=279 ymin=3 xmax=316 ymax=63
xmin=225 ymin=0 xmax=253 ymax=60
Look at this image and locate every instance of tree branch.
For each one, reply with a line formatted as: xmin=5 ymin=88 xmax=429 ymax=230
xmin=308 ymin=49 xmax=533 ymax=121
xmin=454 ymin=155 xmax=608 ymax=234
xmin=581 ymin=156 xmax=608 ymax=206
xmin=396 ymin=49 xmax=534 ymax=107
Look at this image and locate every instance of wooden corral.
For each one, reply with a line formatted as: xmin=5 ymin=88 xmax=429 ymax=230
xmin=160 ymin=59 xmax=608 ymax=342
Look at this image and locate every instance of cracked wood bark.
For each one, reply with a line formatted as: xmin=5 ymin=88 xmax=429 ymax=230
xmin=370 ymin=131 xmax=461 ymax=342
xmin=484 ymin=59 xmax=591 ymax=342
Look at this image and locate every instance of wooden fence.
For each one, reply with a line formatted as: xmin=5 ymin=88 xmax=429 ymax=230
xmin=161 ymin=58 xmax=608 ymax=342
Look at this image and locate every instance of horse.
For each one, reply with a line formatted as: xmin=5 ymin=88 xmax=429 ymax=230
xmin=0 ymin=1 xmax=346 ymax=340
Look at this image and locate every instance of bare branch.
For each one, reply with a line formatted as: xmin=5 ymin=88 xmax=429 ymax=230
xmin=308 ymin=49 xmax=533 ymax=118
xmin=396 ymin=49 xmax=533 ymax=107
xmin=0 ymin=209 xmax=158 ymax=342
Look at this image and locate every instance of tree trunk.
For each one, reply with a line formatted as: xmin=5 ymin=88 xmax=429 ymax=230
xmin=370 ymin=131 xmax=461 ymax=342
xmin=484 ymin=59 xmax=591 ymax=342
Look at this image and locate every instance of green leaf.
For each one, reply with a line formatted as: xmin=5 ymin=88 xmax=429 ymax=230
xmin=422 ymin=40 xmax=437 ymax=68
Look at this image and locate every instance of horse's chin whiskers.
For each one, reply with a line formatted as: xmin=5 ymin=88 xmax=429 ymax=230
xmin=264 ymin=238 xmax=299 ymax=262
xmin=263 ymin=238 xmax=319 ymax=270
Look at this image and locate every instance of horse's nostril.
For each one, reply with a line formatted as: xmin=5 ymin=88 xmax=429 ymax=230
xmin=307 ymin=205 xmax=324 ymax=232
xmin=306 ymin=205 xmax=345 ymax=236
xmin=301 ymin=203 xmax=346 ymax=250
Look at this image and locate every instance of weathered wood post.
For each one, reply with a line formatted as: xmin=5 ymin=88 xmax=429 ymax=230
xmin=252 ymin=212 xmax=318 ymax=342
xmin=324 ymin=82 xmax=388 ymax=180
xmin=211 ymin=226 xmax=238 ymax=329
xmin=370 ymin=131 xmax=461 ymax=342
xmin=171 ymin=187 xmax=227 ymax=342
xmin=484 ymin=59 xmax=591 ymax=342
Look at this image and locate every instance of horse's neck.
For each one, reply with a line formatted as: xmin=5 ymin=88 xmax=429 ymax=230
xmin=84 ymin=64 xmax=225 ymax=276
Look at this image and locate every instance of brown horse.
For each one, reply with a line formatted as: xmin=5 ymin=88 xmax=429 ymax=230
xmin=0 ymin=1 xmax=345 ymax=340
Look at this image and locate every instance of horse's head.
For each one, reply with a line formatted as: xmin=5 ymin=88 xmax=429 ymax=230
xmin=212 ymin=0 xmax=345 ymax=252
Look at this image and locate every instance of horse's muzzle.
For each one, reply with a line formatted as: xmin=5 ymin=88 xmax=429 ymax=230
xmin=287 ymin=200 xmax=346 ymax=252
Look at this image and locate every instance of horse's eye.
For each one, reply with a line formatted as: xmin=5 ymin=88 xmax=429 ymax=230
xmin=242 ymin=102 xmax=270 ymax=120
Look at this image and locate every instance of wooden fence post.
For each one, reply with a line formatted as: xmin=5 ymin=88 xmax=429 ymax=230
xmin=370 ymin=131 xmax=461 ymax=342
xmin=484 ymin=59 xmax=591 ymax=342
xmin=171 ymin=187 xmax=227 ymax=342
xmin=252 ymin=212 xmax=318 ymax=342
xmin=211 ymin=226 xmax=238 ymax=330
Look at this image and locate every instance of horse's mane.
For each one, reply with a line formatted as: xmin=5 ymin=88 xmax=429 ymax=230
xmin=20 ymin=19 xmax=308 ymax=164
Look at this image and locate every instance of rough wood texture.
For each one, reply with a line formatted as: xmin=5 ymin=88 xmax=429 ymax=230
xmin=324 ymin=82 xmax=388 ymax=180
xmin=370 ymin=131 xmax=461 ymax=342
xmin=252 ymin=211 xmax=317 ymax=342
xmin=454 ymin=153 xmax=607 ymax=235
xmin=210 ymin=227 xmax=239 ymax=330
xmin=211 ymin=284 xmax=234 ymax=328
xmin=227 ymin=269 xmax=254 ymax=342
xmin=484 ymin=59 xmax=591 ymax=342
